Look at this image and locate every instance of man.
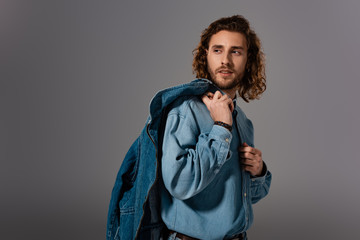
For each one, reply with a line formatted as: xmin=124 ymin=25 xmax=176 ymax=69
xmin=160 ymin=15 xmax=271 ymax=240
xmin=106 ymin=15 xmax=271 ymax=240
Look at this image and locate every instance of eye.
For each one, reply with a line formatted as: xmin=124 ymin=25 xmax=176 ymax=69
xmin=232 ymin=50 xmax=241 ymax=55
xmin=213 ymin=49 xmax=222 ymax=54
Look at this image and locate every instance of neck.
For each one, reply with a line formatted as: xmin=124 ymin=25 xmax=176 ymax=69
xmin=222 ymin=89 xmax=237 ymax=99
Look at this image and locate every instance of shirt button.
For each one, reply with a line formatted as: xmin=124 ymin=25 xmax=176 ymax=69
xmin=244 ymin=193 xmax=247 ymax=197
xmin=225 ymin=138 xmax=229 ymax=142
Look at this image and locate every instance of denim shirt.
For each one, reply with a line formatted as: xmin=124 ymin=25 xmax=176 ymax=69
xmin=106 ymin=79 xmax=271 ymax=240
xmin=161 ymin=95 xmax=271 ymax=239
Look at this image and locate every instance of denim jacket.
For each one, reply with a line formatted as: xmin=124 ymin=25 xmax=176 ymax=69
xmin=106 ymin=79 xmax=271 ymax=240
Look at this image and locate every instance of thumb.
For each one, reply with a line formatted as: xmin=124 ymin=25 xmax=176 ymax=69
xmin=243 ymin=142 xmax=249 ymax=147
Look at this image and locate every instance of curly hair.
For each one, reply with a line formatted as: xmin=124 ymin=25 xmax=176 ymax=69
xmin=192 ymin=15 xmax=266 ymax=102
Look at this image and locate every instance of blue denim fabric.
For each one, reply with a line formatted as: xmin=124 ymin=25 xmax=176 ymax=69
xmin=106 ymin=79 xmax=271 ymax=240
xmin=107 ymin=79 xmax=214 ymax=239
xmin=167 ymin=232 xmax=248 ymax=240
xmin=160 ymin=95 xmax=271 ymax=239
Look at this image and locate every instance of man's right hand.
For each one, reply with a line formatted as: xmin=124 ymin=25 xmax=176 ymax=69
xmin=201 ymin=91 xmax=234 ymax=126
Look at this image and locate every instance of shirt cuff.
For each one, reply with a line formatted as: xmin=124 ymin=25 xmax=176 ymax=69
xmin=209 ymin=124 xmax=232 ymax=166
xmin=209 ymin=124 xmax=232 ymax=142
xmin=250 ymin=161 xmax=269 ymax=182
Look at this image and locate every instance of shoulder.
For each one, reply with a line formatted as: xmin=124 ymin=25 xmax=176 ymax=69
xmin=167 ymin=95 xmax=207 ymax=117
xmin=164 ymin=94 xmax=214 ymax=135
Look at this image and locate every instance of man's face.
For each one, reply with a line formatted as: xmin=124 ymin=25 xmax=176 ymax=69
xmin=206 ymin=30 xmax=248 ymax=92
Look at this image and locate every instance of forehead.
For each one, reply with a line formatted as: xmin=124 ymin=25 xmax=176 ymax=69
xmin=208 ymin=30 xmax=247 ymax=48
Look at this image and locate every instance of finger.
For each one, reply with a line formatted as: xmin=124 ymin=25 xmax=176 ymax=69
xmin=241 ymin=160 xmax=260 ymax=169
xmin=220 ymin=93 xmax=229 ymax=100
xmin=241 ymin=162 xmax=253 ymax=168
xmin=242 ymin=143 xmax=255 ymax=153
xmin=201 ymin=95 xmax=211 ymax=107
xmin=240 ymin=152 xmax=256 ymax=159
xmin=241 ymin=157 xmax=254 ymax=164
xmin=239 ymin=144 xmax=259 ymax=155
xmin=246 ymin=147 xmax=261 ymax=156
xmin=224 ymin=98 xmax=234 ymax=112
xmin=242 ymin=165 xmax=257 ymax=175
xmin=238 ymin=146 xmax=254 ymax=153
xmin=206 ymin=92 xmax=214 ymax=99
xmin=213 ymin=91 xmax=223 ymax=99
xmin=217 ymin=94 xmax=234 ymax=113
xmin=242 ymin=142 xmax=262 ymax=155
xmin=239 ymin=143 xmax=251 ymax=152
xmin=242 ymin=164 xmax=257 ymax=175
xmin=229 ymin=100 xmax=234 ymax=112
xmin=242 ymin=158 xmax=260 ymax=166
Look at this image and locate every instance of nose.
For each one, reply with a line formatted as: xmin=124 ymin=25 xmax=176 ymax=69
xmin=221 ymin=53 xmax=231 ymax=66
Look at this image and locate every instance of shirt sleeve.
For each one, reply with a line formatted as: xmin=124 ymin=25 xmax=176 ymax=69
xmin=161 ymin=100 xmax=232 ymax=200
xmin=249 ymin=161 xmax=272 ymax=204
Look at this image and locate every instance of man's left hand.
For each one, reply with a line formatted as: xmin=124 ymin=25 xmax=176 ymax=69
xmin=239 ymin=142 xmax=264 ymax=176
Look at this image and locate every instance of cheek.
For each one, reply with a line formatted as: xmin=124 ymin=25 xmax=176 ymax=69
xmin=206 ymin=56 xmax=215 ymax=71
xmin=207 ymin=55 xmax=220 ymax=69
xmin=236 ymin=59 xmax=247 ymax=72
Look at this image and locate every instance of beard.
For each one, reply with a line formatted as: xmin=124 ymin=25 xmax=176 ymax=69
xmin=208 ymin=66 xmax=243 ymax=90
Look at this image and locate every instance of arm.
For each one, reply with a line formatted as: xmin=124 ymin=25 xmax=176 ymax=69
xmin=161 ymin=97 xmax=233 ymax=200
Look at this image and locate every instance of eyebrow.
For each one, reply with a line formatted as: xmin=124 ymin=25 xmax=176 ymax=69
xmin=232 ymin=46 xmax=245 ymax=50
xmin=210 ymin=45 xmax=245 ymax=50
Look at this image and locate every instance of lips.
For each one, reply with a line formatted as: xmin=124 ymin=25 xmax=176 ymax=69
xmin=217 ymin=69 xmax=234 ymax=77
xmin=216 ymin=68 xmax=234 ymax=74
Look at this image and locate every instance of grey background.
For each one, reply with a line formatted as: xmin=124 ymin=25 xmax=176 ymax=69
xmin=1 ymin=0 xmax=360 ymax=239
